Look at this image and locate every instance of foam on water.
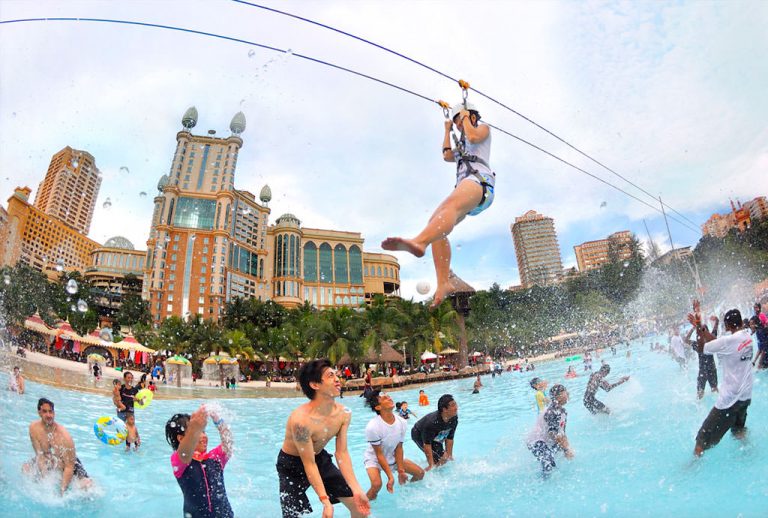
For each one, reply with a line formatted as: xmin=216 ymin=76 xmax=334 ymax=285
xmin=0 ymin=337 xmax=766 ymax=517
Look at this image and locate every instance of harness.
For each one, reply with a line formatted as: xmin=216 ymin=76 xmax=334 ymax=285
xmin=441 ymin=82 xmax=493 ymax=207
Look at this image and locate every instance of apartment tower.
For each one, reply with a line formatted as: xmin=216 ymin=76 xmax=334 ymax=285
xmin=511 ymin=210 xmax=563 ymax=288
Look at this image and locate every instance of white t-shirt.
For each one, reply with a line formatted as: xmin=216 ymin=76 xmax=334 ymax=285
xmin=670 ymin=335 xmax=686 ymax=359
xmin=363 ymin=414 xmax=407 ymax=467
xmin=703 ymin=329 xmax=754 ymax=409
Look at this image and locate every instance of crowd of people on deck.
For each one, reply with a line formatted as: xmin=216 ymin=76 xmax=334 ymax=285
xmin=7 ymin=296 xmax=767 ymax=517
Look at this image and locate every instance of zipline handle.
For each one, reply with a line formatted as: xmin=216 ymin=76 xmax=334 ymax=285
xmin=458 ymin=79 xmax=470 ymax=104
xmin=438 ymin=100 xmax=451 ymax=119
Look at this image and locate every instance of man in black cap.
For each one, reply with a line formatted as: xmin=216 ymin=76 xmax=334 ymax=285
xmin=583 ymin=364 xmax=629 ymax=414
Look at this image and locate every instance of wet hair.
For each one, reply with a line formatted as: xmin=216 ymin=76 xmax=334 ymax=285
xmin=37 ymin=398 xmax=54 ymax=411
xmin=755 ymin=303 xmax=761 ymax=311
xmin=419 ymin=389 xmax=424 ymax=394
xmin=549 ymin=384 xmax=567 ymax=398
xmin=600 ymin=364 xmax=611 ymax=374
xmin=365 ymin=389 xmax=382 ymax=414
xmin=395 ymin=401 xmax=402 ymax=410
xmin=165 ymin=413 xmax=190 ymax=449
xmin=529 ymin=377 xmax=542 ymax=389
xmin=123 ymin=371 xmax=133 ymax=379
xmin=298 ymin=359 xmax=332 ymax=400
xmin=724 ymin=309 xmax=742 ymax=329
xmin=13 ymin=366 xmax=19 ymax=372
xmin=113 ymin=379 xmax=121 ymax=386
xmin=437 ymin=394 xmax=455 ymax=413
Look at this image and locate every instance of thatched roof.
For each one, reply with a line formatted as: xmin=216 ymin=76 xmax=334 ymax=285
xmin=338 ymin=341 xmax=405 ymax=365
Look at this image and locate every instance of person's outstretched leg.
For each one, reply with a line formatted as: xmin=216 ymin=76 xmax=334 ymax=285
xmin=431 ymin=236 xmax=453 ymax=307
xmin=382 ymin=180 xmax=482 ymax=258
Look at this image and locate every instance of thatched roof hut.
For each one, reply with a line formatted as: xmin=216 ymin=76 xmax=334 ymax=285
xmin=338 ymin=341 xmax=405 ymax=365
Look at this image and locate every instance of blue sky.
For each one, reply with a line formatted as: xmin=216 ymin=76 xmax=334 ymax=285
xmin=1 ymin=0 xmax=767 ymax=301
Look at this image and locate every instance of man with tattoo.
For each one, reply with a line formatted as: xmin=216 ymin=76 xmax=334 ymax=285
xmin=276 ymin=359 xmax=370 ymax=518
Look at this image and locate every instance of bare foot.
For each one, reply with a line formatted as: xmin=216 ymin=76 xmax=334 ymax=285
xmin=381 ymin=237 xmax=425 ymax=258
xmin=430 ymin=278 xmax=461 ymax=309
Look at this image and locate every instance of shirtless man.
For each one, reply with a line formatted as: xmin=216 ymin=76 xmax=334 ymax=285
xmin=23 ymin=398 xmax=91 ymax=494
xmin=276 ymin=359 xmax=370 ymax=518
xmin=9 ymin=365 xmax=25 ymax=394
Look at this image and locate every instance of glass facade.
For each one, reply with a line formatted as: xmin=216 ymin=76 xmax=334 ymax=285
xmin=319 ymin=243 xmax=332 ymax=283
xmin=173 ymin=197 xmax=216 ymax=230
xmin=334 ymin=244 xmax=348 ymax=284
xmin=349 ymin=245 xmax=363 ymax=283
xmin=303 ymin=242 xmax=317 ymax=281
xmin=229 ymin=243 xmax=261 ymax=277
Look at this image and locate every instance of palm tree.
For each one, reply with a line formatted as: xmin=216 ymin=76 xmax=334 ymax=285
xmin=428 ymin=301 xmax=460 ymax=366
xmin=360 ymin=295 xmax=402 ymax=354
xmin=307 ymin=307 xmax=364 ymax=365
xmin=391 ymin=298 xmax=431 ymax=369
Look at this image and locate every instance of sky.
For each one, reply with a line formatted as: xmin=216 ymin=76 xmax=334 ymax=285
xmin=1 ymin=0 xmax=767 ymax=301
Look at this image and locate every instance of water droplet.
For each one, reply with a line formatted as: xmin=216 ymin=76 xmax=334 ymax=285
xmin=242 ymin=208 xmax=250 ymax=216
xmin=3 ymin=274 xmax=10 ymax=285
xmin=70 ymin=304 xmax=77 ymax=312
xmin=103 ymin=198 xmax=112 ymax=209
xmin=11 ymin=112 xmax=17 ymax=118
xmin=77 ymin=299 xmax=88 ymax=312
xmin=66 ymin=279 xmax=79 ymax=294
xmin=164 ymin=235 xmax=171 ymax=242
xmin=190 ymin=234 xmax=196 ymax=241
xmin=72 ymin=159 xmax=79 ymax=168
xmin=623 ymin=261 xmax=629 ymax=267
xmin=139 ymin=191 xmax=147 ymax=198
xmin=456 ymin=244 xmax=462 ymax=250
xmin=285 ymin=48 xmax=293 ymax=57
xmin=248 ymin=49 xmax=255 ymax=58
xmin=55 ymin=258 xmax=65 ymax=272
xmin=119 ymin=166 xmax=129 ymax=174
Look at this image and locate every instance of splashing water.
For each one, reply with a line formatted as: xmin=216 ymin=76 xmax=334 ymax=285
xmin=3 ymin=274 xmax=9 ymax=285
xmin=139 ymin=191 xmax=147 ymax=198
xmin=76 ymin=299 xmax=88 ymax=312
xmin=102 ymin=198 xmax=112 ymax=209
xmin=55 ymin=259 xmax=65 ymax=272
xmin=65 ymin=279 xmax=78 ymax=295
xmin=247 ymin=49 xmax=255 ymax=58
xmin=119 ymin=166 xmax=129 ymax=174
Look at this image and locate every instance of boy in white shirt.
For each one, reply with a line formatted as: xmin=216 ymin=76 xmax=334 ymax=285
xmin=363 ymin=390 xmax=424 ymax=500
xmin=688 ymin=303 xmax=754 ymax=457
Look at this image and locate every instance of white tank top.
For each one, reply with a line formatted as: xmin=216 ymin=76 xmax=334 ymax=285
xmin=456 ymin=124 xmax=492 ymax=177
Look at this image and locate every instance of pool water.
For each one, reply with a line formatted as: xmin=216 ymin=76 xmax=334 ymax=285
xmin=1 ymin=338 xmax=766 ymax=517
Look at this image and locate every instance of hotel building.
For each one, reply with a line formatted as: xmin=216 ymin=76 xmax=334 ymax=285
xmin=34 ymin=146 xmax=102 ymax=234
xmin=85 ymin=236 xmax=147 ymax=315
xmin=574 ymin=230 xmax=633 ymax=272
xmin=143 ymin=108 xmax=399 ymax=323
xmin=511 ymin=210 xmax=563 ymax=288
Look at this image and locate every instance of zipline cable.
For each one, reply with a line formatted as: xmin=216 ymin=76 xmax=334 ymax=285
xmin=0 ymin=16 xmax=700 ymax=234
xmin=231 ymin=0 xmax=701 ymax=231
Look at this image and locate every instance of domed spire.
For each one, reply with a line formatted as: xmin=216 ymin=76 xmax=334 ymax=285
xmin=157 ymin=174 xmax=169 ymax=191
xmin=182 ymin=106 xmax=198 ymax=130
xmin=230 ymin=111 xmax=246 ymax=135
xmin=259 ymin=184 xmax=272 ymax=204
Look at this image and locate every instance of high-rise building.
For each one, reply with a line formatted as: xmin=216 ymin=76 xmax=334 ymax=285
xmin=34 ymin=146 xmax=102 ymax=234
xmin=701 ymin=196 xmax=765 ymax=237
xmin=574 ymin=230 xmax=633 ymax=272
xmin=0 ymin=186 xmax=100 ymax=279
xmin=744 ymin=196 xmax=767 ymax=221
xmin=85 ymin=236 xmax=147 ymax=316
xmin=143 ymin=108 xmax=400 ymax=323
xmin=510 ymin=210 xmax=563 ymax=288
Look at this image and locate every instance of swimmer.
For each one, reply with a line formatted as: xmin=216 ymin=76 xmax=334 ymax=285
xmin=118 ymin=371 xmax=140 ymax=422
xmin=670 ymin=327 xmax=687 ymax=369
xmin=530 ymin=377 xmax=549 ymax=413
xmin=583 ymin=364 xmax=629 ymax=415
xmin=22 ymin=398 xmax=92 ymax=495
xmin=124 ymin=413 xmax=140 ymax=451
xmin=526 ymin=385 xmax=573 ymax=478
xmin=276 ymin=359 xmax=370 ymax=518
xmin=565 ymin=366 xmax=577 ymax=378
xmin=411 ymin=394 xmax=459 ymax=471
xmin=382 ymin=103 xmax=494 ymax=308
xmin=418 ymin=390 xmax=429 ymax=407
xmin=166 ymin=405 xmax=234 ymax=517
xmin=362 ymin=390 xmax=424 ymax=501
xmin=9 ymin=365 xmax=25 ymax=394
xmin=398 ymin=402 xmax=416 ymax=420
xmin=472 ymin=375 xmax=483 ymax=394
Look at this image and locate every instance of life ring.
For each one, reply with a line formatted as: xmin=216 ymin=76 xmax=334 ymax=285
xmin=134 ymin=388 xmax=153 ymax=409
xmin=93 ymin=416 xmax=127 ymax=446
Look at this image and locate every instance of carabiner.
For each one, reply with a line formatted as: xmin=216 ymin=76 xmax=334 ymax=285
xmin=438 ymin=100 xmax=451 ymax=119
xmin=458 ymin=79 xmax=470 ymax=102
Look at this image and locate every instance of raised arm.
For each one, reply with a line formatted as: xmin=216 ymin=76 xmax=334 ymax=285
xmin=176 ymin=406 xmax=207 ymax=464
xmin=207 ymin=408 xmax=233 ymax=459
xmin=442 ymin=119 xmax=456 ymax=162
xmin=334 ymin=412 xmax=369 ymax=514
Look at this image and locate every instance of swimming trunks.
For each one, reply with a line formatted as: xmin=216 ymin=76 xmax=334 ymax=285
xmin=696 ymin=399 xmax=751 ymax=450
xmin=73 ymin=457 xmax=89 ymax=479
xmin=276 ymin=449 xmax=353 ymax=518
xmin=528 ymin=440 xmax=557 ymax=476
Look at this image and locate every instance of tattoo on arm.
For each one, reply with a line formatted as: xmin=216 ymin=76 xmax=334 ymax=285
xmin=293 ymin=423 xmax=311 ymax=443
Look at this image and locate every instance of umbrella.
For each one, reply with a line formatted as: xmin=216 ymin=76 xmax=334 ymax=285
xmin=204 ymin=354 xmax=239 ymax=365
xmin=87 ymin=353 xmax=106 ymax=362
xmin=439 ymin=348 xmax=459 ymax=355
xmin=420 ymin=351 xmax=438 ymax=360
xmin=166 ymin=355 xmax=191 ymax=365
xmin=470 ymin=351 xmax=484 ymax=357
xmin=56 ymin=320 xmax=81 ymax=341
xmin=23 ymin=312 xmax=52 ymax=333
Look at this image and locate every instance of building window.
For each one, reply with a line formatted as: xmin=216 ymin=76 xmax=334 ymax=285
xmin=303 ymin=242 xmax=317 ymax=282
xmin=334 ymin=244 xmax=348 ymax=284
xmin=319 ymin=243 xmax=332 ymax=283
xmin=349 ymin=245 xmax=363 ymax=284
